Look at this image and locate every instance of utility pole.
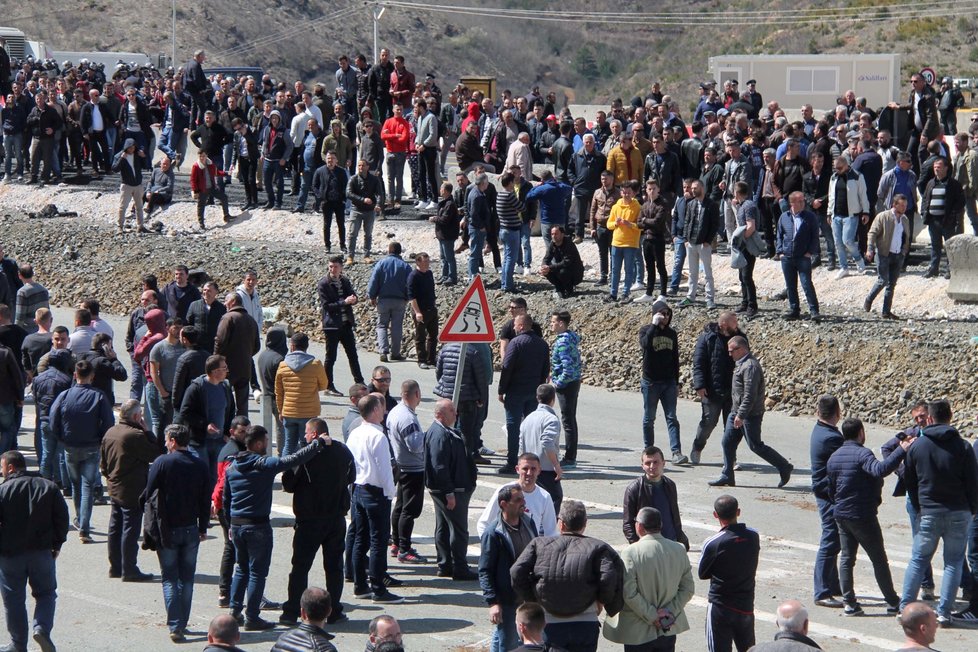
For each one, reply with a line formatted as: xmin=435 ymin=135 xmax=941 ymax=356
xmin=372 ymin=5 xmax=386 ymax=62
xmin=171 ymin=0 xmax=176 ymax=66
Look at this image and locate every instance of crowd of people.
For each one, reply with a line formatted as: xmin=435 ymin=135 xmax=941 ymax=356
xmin=2 ymin=42 xmax=978 ymax=652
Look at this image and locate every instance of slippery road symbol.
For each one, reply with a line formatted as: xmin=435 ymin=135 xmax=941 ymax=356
xmin=460 ymin=301 xmax=483 ymax=332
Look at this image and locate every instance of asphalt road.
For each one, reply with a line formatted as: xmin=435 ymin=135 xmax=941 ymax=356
xmin=11 ymin=307 xmax=972 ymax=651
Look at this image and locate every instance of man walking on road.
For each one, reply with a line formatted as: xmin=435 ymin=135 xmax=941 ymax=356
xmin=518 ymin=384 xmax=563 ymax=515
xmin=622 ymin=446 xmax=689 ymax=550
xmin=690 ymin=311 xmax=744 ymax=464
xmin=367 ymin=242 xmax=412 ymax=363
xmin=639 ymin=300 xmax=686 ymax=464
xmin=709 ymin=337 xmax=793 ymax=488
xmin=699 ymin=494 xmax=760 ymax=652
xmin=498 ymin=315 xmax=549 ymax=474
xmin=0 ymin=450 xmax=68 ymax=652
xmin=809 ymin=394 xmax=844 ymax=609
xmin=387 ymin=380 xmax=428 ymax=564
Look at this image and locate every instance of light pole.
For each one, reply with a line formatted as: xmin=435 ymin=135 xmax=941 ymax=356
xmin=372 ymin=5 xmax=386 ymax=63
xmin=171 ymin=0 xmax=176 ymax=66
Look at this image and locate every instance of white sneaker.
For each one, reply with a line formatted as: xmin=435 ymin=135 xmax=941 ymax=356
xmin=252 ymin=389 xmax=262 ymax=403
xmin=835 ymin=268 xmax=849 ymax=280
xmin=514 ymin=265 xmax=524 ymax=275
xmin=633 ymin=294 xmax=656 ymax=303
xmin=656 ymin=295 xmax=668 ymax=303
xmin=523 ymin=268 xmax=533 ymax=277
xmin=630 ymin=282 xmax=646 ymax=293
xmin=426 ymin=201 xmax=438 ymax=210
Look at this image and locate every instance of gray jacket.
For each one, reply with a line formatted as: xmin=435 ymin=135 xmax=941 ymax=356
xmin=732 ymin=353 xmax=765 ymax=419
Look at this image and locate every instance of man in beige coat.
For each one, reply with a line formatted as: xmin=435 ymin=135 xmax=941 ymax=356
xmin=603 ymin=506 xmax=694 ymax=651
xmin=863 ymin=194 xmax=912 ymax=319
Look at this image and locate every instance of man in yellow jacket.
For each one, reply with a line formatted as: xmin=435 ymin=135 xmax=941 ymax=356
xmin=603 ymin=506 xmax=694 ymax=651
xmin=275 ymin=332 xmax=328 ymax=456
xmin=606 ymin=179 xmax=642 ymax=304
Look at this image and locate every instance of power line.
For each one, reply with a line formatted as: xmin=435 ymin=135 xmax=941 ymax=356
xmin=213 ymin=5 xmax=361 ymax=59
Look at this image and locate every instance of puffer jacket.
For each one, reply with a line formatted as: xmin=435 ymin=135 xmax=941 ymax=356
xmin=731 ymin=353 xmax=765 ymax=419
xmin=270 ymin=623 xmax=337 ymax=652
xmin=275 ymin=351 xmax=328 ymax=418
xmin=434 ymin=343 xmax=487 ymax=403
xmin=479 ymin=514 xmax=537 ymax=606
xmin=691 ymin=323 xmax=744 ymax=400
xmin=826 ymin=440 xmax=904 ymax=519
xmin=224 ymin=439 xmax=325 ymax=522
xmin=511 ymin=532 xmax=624 ymax=618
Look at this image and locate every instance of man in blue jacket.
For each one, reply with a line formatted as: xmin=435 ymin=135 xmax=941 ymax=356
xmin=367 ymin=242 xmax=412 ymax=363
xmin=808 ymin=395 xmax=844 ymax=609
xmin=826 ymin=417 xmax=910 ymax=616
xmin=526 ymin=171 xmax=573 ymax=251
xmin=900 ymin=399 xmax=978 ymax=624
xmin=224 ymin=425 xmax=332 ymax=630
xmin=49 ymin=359 xmax=114 ymax=543
xmin=776 ymin=191 xmax=820 ymax=321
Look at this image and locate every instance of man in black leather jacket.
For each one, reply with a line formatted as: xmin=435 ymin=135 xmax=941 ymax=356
xmin=271 ymin=587 xmax=338 ymax=652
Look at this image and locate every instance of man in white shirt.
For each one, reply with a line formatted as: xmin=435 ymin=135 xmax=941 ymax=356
xmin=518 ymin=384 xmax=563 ymax=515
xmin=476 ymin=452 xmax=557 ymax=538
xmin=346 ymin=394 xmax=402 ymax=604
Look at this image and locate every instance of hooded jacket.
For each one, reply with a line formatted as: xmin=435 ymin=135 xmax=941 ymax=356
xmin=275 ymin=351 xmax=328 ymax=419
xmin=691 ymin=323 xmax=744 ymax=400
xmin=904 ymin=423 xmax=978 ymax=515
xmin=639 ymin=309 xmax=679 ymax=384
xmin=257 ymin=327 xmax=288 ymax=403
xmin=550 ymin=330 xmax=581 ymax=389
xmin=133 ymin=308 xmax=166 ymax=378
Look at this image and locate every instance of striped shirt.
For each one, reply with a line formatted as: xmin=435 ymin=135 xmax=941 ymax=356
xmin=496 ymin=189 xmax=525 ymax=230
xmin=929 ymin=181 xmax=946 ymax=216
xmin=15 ymin=282 xmax=50 ymax=334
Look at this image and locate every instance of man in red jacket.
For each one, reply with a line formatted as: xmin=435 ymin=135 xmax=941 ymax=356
xmin=380 ymin=104 xmax=410 ymax=208
xmin=190 ymin=150 xmax=233 ymax=229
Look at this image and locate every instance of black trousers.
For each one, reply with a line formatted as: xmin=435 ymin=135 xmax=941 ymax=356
xmin=457 ymin=399 xmax=483 ymax=456
xmin=546 ymin=268 xmax=578 ymax=295
xmin=418 ymin=147 xmax=439 ymax=202
xmin=759 ymin=197 xmax=778 ymax=255
xmin=197 ymin=185 xmax=229 ymax=221
xmin=145 ymin=192 xmax=171 ymax=214
xmin=642 ymin=237 xmax=668 ymax=296
xmin=738 ymin=250 xmax=757 ymax=310
xmin=595 ymin=227 xmax=611 ymax=280
xmin=107 ymin=501 xmax=141 ymax=577
xmin=322 ymin=200 xmax=347 ymax=250
xmin=837 ymin=516 xmax=899 ymax=606
xmin=218 ymin=510 xmax=235 ymax=597
xmin=414 ymin=307 xmax=438 ymax=366
xmin=238 ymin=158 xmax=259 ymax=204
xmin=555 ymin=380 xmax=580 ymax=462
xmin=430 ymin=490 xmax=472 ymax=573
xmin=537 ymin=470 xmax=563 ymax=515
xmin=231 ymin=377 xmax=250 ymax=416
xmin=67 ymin=130 xmax=85 ymax=170
xmin=573 ymin=192 xmax=594 ymax=239
xmin=391 ymin=471 xmax=425 ymax=551
xmin=706 ymin=602 xmax=755 ymax=652
xmin=324 ymin=324 xmax=364 ymax=391
xmin=283 ymin=515 xmax=346 ymax=621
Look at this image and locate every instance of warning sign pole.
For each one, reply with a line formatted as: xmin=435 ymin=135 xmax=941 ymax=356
xmin=438 ymin=275 xmax=495 ymax=412
xmin=452 ymin=343 xmax=468 ymax=408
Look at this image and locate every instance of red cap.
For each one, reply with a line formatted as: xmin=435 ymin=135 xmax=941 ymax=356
xmin=545 ymin=114 xmax=557 ymax=122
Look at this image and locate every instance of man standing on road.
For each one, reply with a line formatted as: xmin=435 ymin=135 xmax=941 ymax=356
xmin=699 ymin=494 xmax=760 ymax=652
xmin=274 ymin=333 xmax=328 ymax=457
xmin=367 ymin=242 xmax=412 ymax=363
xmin=690 ymin=311 xmax=744 ymax=465
xmin=477 ymin=453 xmax=558 ymax=539
xmin=317 ymin=256 xmax=364 ymax=395
xmin=49 ymin=360 xmax=114 ymax=544
xmin=425 ymin=398 xmax=479 ymax=581
xmin=387 ymin=381 xmax=427 ymax=565
xmin=176 ymin=354 xmax=236 ymax=489
xmin=0 ymin=450 xmax=68 ymax=652
xmin=639 ymin=300 xmax=686 ymax=464
xmin=147 ymin=317 xmax=185 ymax=441
xmin=549 ymin=310 xmax=581 ymax=468
xmin=748 ymin=600 xmax=821 ymax=652
xmin=899 ymin=400 xmax=978 ymax=625
xmin=519 ymin=384 xmax=564 ymax=515
xmin=622 ymin=446 xmax=689 ymax=550
xmin=809 ymin=394 xmax=844 ymax=610
xmin=214 ymin=293 xmax=259 ymax=417
xmin=280 ymin=419 xmax=355 ymax=627
xmin=511 ymin=500 xmax=624 ymax=652
xmin=347 ymin=395 xmax=402 ymax=604
xmin=407 ymin=253 xmax=438 ymax=370
xmin=0 ymin=341 xmax=24 ymax=456
xmin=603 ymin=507 xmax=694 ymax=652
xmin=162 ymin=265 xmax=201 ymax=322
xmin=100 ymin=399 xmax=159 ymax=583
xmin=479 ymin=483 xmax=538 ymax=652
xmin=709 ymin=337 xmax=793 ymax=488
xmin=142 ymin=424 xmax=210 ymax=643
xmin=185 ymin=281 xmax=226 ymax=354
xmin=826 ymin=417 xmax=910 ymax=616
xmin=498 ymin=315 xmax=550 ymax=475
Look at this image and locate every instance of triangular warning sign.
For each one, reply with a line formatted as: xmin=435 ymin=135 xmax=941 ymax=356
xmin=439 ymin=275 xmax=497 ymax=343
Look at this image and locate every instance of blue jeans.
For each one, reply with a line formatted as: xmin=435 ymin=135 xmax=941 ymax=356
xmin=39 ymin=420 xmax=67 ymax=487
xmin=145 ymin=383 xmax=172 ymax=442
xmin=468 ymin=227 xmax=487 ymax=278
xmin=719 ymin=412 xmax=791 ymax=483
xmin=0 ymin=549 xmax=58 ymax=649
xmin=669 ymin=237 xmax=686 ymax=291
xmin=814 ymin=497 xmax=842 ymax=600
xmin=490 ymin=603 xmax=518 ymax=652
xmin=282 ymin=417 xmax=307 ymax=457
xmin=157 ymin=126 xmax=177 ymax=160
xmin=832 ymin=215 xmax=864 ymax=271
xmin=129 ymin=360 xmax=146 ymax=401
xmin=64 ymin=446 xmax=100 ymax=534
xmin=780 ymin=256 xmax=819 ymax=315
xmin=263 ymin=159 xmax=285 ymax=206
xmin=386 ymin=152 xmax=406 ymax=201
xmin=190 ymin=438 xmax=225 ymax=491
xmin=296 ymin=166 xmax=315 ymax=210
xmin=610 ymin=246 xmax=637 ymax=299
xmin=499 ymin=228 xmax=521 ymax=291
xmin=0 ymin=402 xmax=16 ymax=454
xmin=351 ymin=485 xmax=392 ymax=593
xmin=157 ymin=525 xmax=201 ymax=632
xmin=230 ymin=523 xmax=274 ymax=621
xmin=105 ymin=126 xmax=117 ymax=162
xmin=906 ymin=497 xmax=935 ymax=590
xmin=3 ymin=132 xmax=25 ymax=177
xmin=438 ymin=239 xmax=457 ymax=282
xmin=519 ymin=222 xmax=532 ymax=269
xmin=544 ymin=621 xmax=600 ymax=652
xmin=640 ymin=379 xmax=681 ymax=454
xmin=900 ymin=510 xmax=971 ymax=617
xmin=503 ymin=392 xmax=537 ymax=468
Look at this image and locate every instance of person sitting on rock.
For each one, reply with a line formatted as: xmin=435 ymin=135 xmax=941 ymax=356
xmin=144 ymin=155 xmax=175 ymax=217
